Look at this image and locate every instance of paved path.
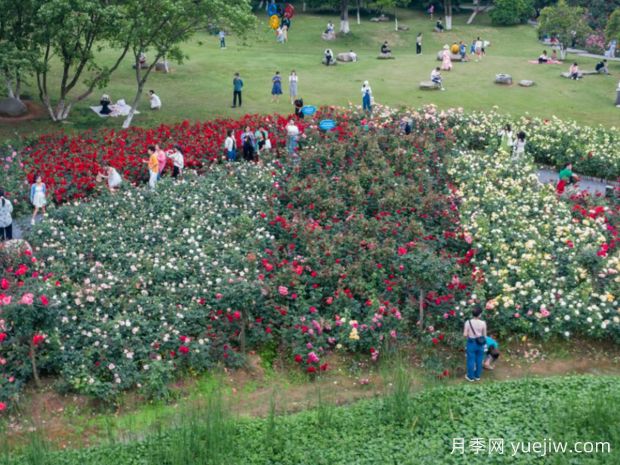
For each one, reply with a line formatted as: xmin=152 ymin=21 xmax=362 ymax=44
xmin=537 ymin=168 xmax=616 ymax=195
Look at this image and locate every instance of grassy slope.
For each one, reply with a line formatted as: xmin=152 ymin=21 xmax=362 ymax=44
xmin=6 ymin=375 xmax=620 ymax=464
xmin=1 ymin=9 xmax=619 ymax=141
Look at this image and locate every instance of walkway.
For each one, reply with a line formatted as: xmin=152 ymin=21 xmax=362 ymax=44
xmin=537 ymin=168 xmax=617 ymax=195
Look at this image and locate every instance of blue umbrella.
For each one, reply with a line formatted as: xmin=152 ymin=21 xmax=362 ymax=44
xmin=319 ymin=119 xmax=336 ymax=131
xmin=267 ymin=3 xmax=278 ymax=16
xmin=301 ymin=105 xmax=316 ymax=116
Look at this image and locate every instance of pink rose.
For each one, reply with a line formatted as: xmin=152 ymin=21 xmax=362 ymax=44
xmin=19 ymin=293 xmax=34 ymax=305
xmin=278 ymin=286 xmax=288 ymax=296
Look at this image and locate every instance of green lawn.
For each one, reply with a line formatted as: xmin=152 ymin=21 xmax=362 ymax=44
xmin=2 ymin=9 xmax=619 ymax=140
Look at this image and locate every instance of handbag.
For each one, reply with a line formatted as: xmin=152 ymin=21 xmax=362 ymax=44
xmin=468 ymin=320 xmax=486 ymax=345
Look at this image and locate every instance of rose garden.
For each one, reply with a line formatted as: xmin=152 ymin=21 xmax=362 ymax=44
xmin=0 ymin=1 xmax=619 ymax=464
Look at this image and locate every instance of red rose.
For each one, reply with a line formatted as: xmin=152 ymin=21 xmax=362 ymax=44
xmin=39 ymin=295 xmax=49 ymax=306
xmin=0 ymin=333 xmax=6 ymax=343
xmin=179 ymin=345 xmax=190 ymax=354
xmin=432 ymin=338 xmax=439 ymax=345
xmin=32 ymin=334 xmax=45 ymax=347
xmin=307 ymin=366 xmax=317 ymax=373
xmin=0 ymin=279 xmax=8 ymax=290
xmin=294 ymin=354 xmax=303 ymax=363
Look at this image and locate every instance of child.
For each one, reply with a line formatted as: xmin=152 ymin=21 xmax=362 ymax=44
xmin=219 ymin=30 xmax=226 ymax=49
xmin=166 ymin=145 xmax=184 ymax=178
xmin=149 ymin=90 xmax=162 ymax=110
xmin=99 ymin=165 xmax=122 ymax=192
xmin=271 ymin=71 xmax=282 ymax=103
xmin=361 ymin=81 xmax=373 ymax=112
xmin=155 ymin=144 xmax=167 ymax=179
xmin=30 ymin=175 xmax=47 ymax=225
xmin=483 ymin=336 xmax=500 ymax=370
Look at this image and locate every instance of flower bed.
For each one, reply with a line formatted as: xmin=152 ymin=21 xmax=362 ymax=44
xmin=449 ymin=150 xmax=619 ymax=340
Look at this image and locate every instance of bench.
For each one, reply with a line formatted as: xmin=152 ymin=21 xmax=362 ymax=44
xmin=437 ymin=51 xmax=465 ymax=62
xmin=377 ymin=53 xmax=395 ymax=59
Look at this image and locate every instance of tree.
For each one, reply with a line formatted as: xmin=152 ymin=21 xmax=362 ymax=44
xmin=490 ymin=0 xmax=535 ymax=26
xmin=305 ymin=0 xmax=352 ymax=33
xmin=570 ymin=0 xmax=620 ymax=30
xmin=538 ymin=0 xmax=591 ymax=59
xmin=372 ymin=0 xmax=413 ymax=31
xmin=443 ymin=0 xmax=454 ymax=30
xmin=605 ymin=8 xmax=620 ymax=44
xmin=0 ymin=0 xmax=39 ymax=101
xmin=120 ymin=0 xmax=254 ymax=129
xmin=33 ymin=0 xmax=130 ymax=122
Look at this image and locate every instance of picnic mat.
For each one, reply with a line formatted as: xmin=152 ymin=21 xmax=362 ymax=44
xmin=528 ymin=60 xmax=563 ymax=64
xmin=90 ymin=99 xmax=139 ymax=118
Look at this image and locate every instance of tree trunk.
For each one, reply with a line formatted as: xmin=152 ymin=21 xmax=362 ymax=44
xmin=5 ymin=76 xmax=15 ymax=99
xmin=30 ymin=345 xmax=41 ymax=388
xmin=122 ymin=82 xmax=145 ymax=129
xmin=394 ymin=8 xmax=398 ymax=31
xmin=444 ymin=0 xmax=453 ymax=30
xmin=340 ymin=0 xmax=350 ymax=33
xmin=303 ymin=1 xmax=306 ymax=12
xmin=356 ymin=0 xmax=361 ymax=25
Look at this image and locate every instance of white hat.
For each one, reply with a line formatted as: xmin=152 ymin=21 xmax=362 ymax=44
xmin=363 ymin=80 xmax=369 ymax=86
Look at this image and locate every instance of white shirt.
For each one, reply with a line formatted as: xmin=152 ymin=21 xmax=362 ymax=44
xmin=286 ymin=123 xmax=299 ymax=137
xmin=167 ymin=151 xmax=184 ymax=169
xmin=350 ymin=52 xmax=357 ymax=61
xmin=108 ymin=168 xmax=122 ymax=188
xmin=225 ymin=136 xmax=235 ymax=151
xmin=475 ymin=40 xmax=482 ymax=49
xmin=289 ymin=74 xmax=298 ymax=83
xmin=0 ymin=198 xmax=13 ymax=228
xmin=463 ymin=319 xmax=487 ymax=338
xmin=150 ymin=93 xmax=162 ymax=109
xmin=515 ymin=139 xmax=526 ymax=154
xmin=431 ymin=69 xmax=441 ymax=80
xmin=361 ymin=85 xmax=372 ymax=96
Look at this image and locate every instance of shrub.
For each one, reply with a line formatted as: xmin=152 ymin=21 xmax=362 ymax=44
xmin=490 ymin=0 xmax=535 ymax=26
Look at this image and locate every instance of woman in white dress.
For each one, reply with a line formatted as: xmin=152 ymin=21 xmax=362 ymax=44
xmin=30 ymin=175 xmax=47 ymax=225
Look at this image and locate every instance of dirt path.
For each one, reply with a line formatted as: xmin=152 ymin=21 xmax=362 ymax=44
xmin=7 ymin=340 xmax=620 ymax=449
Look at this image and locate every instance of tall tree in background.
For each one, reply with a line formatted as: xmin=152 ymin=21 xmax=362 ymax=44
xmin=372 ymin=0 xmax=413 ymax=31
xmin=606 ymin=8 xmax=620 ymax=44
xmin=570 ymin=0 xmax=620 ymax=30
xmin=34 ymin=0 xmax=130 ymax=121
xmin=120 ymin=0 xmax=254 ymax=128
xmin=0 ymin=0 xmax=38 ymax=101
xmin=538 ymin=0 xmax=591 ymax=59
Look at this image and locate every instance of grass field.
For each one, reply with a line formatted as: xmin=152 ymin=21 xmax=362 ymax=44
xmin=1 ymin=8 xmax=619 ymax=140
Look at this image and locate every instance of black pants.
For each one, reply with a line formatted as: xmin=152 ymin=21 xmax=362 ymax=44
xmin=325 ymin=56 xmax=331 ymax=66
xmin=172 ymin=166 xmax=180 ymax=178
xmin=233 ymin=91 xmax=242 ymax=107
xmin=416 ymin=44 xmax=421 ymax=54
xmin=0 ymin=224 xmax=12 ymax=241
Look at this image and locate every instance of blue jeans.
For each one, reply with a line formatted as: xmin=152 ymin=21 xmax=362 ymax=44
xmin=287 ymin=135 xmax=297 ymax=155
xmin=362 ymin=93 xmax=371 ymax=112
xmin=227 ymin=149 xmax=236 ymax=161
xmin=466 ymin=339 xmax=484 ymax=379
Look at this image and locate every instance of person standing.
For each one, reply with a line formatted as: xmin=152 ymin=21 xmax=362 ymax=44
xmin=428 ymin=4 xmax=434 ymax=20
xmin=271 ymin=71 xmax=283 ymax=103
xmin=513 ymin=131 xmax=526 ymax=159
xmin=289 ymin=70 xmax=298 ymax=104
xmin=149 ymin=90 xmax=162 ymax=110
xmin=286 ymin=119 xmax=300 ymax=164
xmin=361 ymin=81 xmax=372 ymax=113
xmin=0 ymin=190 xmax=13 ymax=241
xmin=498 ymin=124 xmax=514 ymax=152
xmin=146 ymin=146 xmax=159 ymax=190
xmin=166 ymin=145 xmax=185 ymax=178
xmin=232 ymin=72 xmax=243 ymax=108
xmin=155 ymin=144 xmax=167 ymax=179
xmin=463 ymin=306 xmax=487 ymax=382
xmin=30 ymin=175 xmax=47 ymax=226
xmin=474 ymin=37 xmax=483 ymax=62
xmin=219 ymin=30 xmax=226 ymax=49
xmin=225 ymin=130 xmax=237 ymax=162
xmin=415 ymin=33 xmax=422 ymax=55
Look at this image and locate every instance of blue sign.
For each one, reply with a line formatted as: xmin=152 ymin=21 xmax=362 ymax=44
xmin=319 ymin=119 xmax=336 ymax=131
xmin=267 ymin=3 xmax=278 ymax=16
xmin=301 ymin=105 xmax=316 ymax=116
